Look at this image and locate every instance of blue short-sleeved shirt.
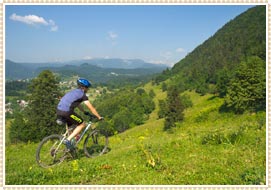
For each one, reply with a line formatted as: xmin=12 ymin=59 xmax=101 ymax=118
xmin=57 ymin=88 xmax=88 ymax=112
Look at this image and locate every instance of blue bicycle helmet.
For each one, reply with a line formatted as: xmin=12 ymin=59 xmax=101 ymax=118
xmin=77 ymin=78 xmax=91 ymax=88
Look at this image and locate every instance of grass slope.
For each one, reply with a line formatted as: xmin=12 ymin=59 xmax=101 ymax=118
xmin=5 ymin=83 xmax=266 ymax=185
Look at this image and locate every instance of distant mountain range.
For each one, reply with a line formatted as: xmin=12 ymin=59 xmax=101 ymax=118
xmin=66 ymin=58 xmax=167 ymax=69
xmin=5 ymin=59 xmax=169 ymax=83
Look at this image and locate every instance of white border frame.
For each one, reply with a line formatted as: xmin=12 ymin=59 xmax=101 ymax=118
xmin=1 ymin=1 xmax=269 ymax=190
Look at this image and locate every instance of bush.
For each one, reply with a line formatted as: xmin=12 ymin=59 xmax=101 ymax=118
xmin=112 ymin=108 xmax=132 ymax=133
xmin=97 ymin=120 xmax=114 ymax=137
xmin=201 ymin=126 xmax=245 ymax=145
xmin=201 ymin=132 xmax=228 ymax=145
xmin=180 ymin=94 xmax=193 ymax=109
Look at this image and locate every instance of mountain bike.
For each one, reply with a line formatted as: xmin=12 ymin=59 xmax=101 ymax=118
xmin=36 ymin=115 xmax=109 ymax=168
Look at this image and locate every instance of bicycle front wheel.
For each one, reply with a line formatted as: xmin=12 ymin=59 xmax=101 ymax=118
xmin=36 ymin=134 xmax=68 ymax=168
xmin=83 ymin=130 xmax=109 ymax=158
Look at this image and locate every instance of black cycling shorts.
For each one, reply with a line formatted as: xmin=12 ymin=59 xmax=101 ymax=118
xmin=57 ymin=109 xmax=84 ymax=127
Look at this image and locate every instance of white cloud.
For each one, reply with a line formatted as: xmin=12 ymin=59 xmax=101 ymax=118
xmin=10 ymin=13 xmax=58 ymax=32
xmin=161 ymin=51 xmax=173 ymax=60
xmin=108 ymin=31 xmax=118 ymax=40
xmin=48 ymin=19 xmax=58 ymax=31
xmin=50 ymin=25 xmax=58 ymax=32
xmin=107 ymin=31 xmax=118 ymax=45
xmin=148 ymin=59 xmax=174 ymax=67
xmin=10 ymin=13 xmax=47 ymax=25
xmin=147 ymin=59 xmax=165 ymax=65
xmin=83 ymin=56 xmax=92 ymax=60
xmin=176 ymin=48 xmax=185 ymax=53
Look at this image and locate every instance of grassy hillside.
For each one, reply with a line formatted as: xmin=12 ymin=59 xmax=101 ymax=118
xmin=5 ymin=83 xmax=266 ymax=185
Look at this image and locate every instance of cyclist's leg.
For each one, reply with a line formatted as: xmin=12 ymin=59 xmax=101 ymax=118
xmin=66 ymin=112 xmax=85 ymax=141
xmin=67 ymin=122 xmax=85 ymax=141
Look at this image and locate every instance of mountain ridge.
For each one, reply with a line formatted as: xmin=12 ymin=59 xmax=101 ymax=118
xmin=6 ymin=58 xmax=168 ymax=70
xmin=5 ymin=59 xmax=169 ymax=83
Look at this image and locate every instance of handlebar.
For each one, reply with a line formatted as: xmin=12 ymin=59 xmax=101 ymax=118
xmin=85 ymin=112 xmax=103 ymax=122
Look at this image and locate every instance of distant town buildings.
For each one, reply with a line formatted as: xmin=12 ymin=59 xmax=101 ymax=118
xmin=5 ymin=100 xmax=29 ymax=114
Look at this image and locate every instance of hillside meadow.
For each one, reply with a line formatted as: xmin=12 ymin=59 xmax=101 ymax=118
xmin=5 ymin=83 xmax=266 ymax=185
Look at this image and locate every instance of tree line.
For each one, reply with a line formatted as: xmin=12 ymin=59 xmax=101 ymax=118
xmin=8 ymin=70 xmax=156 ymax=143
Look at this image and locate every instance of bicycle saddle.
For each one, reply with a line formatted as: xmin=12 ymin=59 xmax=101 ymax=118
xmin=56 ymin=117 xmax=66 ymax=126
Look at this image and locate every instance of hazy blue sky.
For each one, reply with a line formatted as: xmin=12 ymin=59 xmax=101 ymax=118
xmin=5 ymin=4 xmax=255 ymax=66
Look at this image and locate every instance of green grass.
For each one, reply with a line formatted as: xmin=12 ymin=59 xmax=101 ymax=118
xmin=5 ymin=84 xmax=266 ymax=185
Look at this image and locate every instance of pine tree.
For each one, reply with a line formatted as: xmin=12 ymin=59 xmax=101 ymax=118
xmin=9 ymin=112 xmax=27 ymax=143
xmin=24 ymin=70 xmax=61 ymax=141
xmin=164 ymin=87 xmax=185 ymax=131
xmin=225 ymin=56 xmax=265 ymax=113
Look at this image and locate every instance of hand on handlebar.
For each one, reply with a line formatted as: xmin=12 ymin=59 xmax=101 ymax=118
xmin=85 ymin=112 xmax=104 ymax=121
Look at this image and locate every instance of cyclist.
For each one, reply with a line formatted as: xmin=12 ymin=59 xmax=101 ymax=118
xmin=57 ymin=78 xmax=103 ymax=150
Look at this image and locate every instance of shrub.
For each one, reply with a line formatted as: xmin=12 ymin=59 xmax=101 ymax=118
xmin=201 ymin=126 xmax=245 ymax=145
xmin=201 ymin=132 xmax=228 ymax=145
xmin=97 ymin=120 xmax=114 ymax=137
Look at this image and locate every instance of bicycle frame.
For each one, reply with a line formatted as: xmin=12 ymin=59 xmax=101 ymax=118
xmin=73 ymin=121 xmax=93 ymax=146
xmin=53 ymin=129 xmax=69 ymax=157
xmin=58 ymin=120 xmax=94 ymax=150
xmin=48 ymin=121 xmax=93 ymax=160
xmin=50 ymin=121 xmax=93 ymax=159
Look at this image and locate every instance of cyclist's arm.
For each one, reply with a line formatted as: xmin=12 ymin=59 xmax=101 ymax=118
xmin=83 ymin=100 xmax=102 ymax=120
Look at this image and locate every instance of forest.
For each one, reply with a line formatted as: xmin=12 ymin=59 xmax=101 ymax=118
xmin=155 ymin=6 xmax=265 ymax=94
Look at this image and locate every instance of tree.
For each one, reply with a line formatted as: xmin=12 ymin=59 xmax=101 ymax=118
xmin=112 ymin=107 xmax=132 ymax=133
xmin=9 ymin=112 xmax=27 ymax=143
xmin=216 ymin=68 xmax=232 ymax=97
xmin=161 ymin=82 xmax=167 ymax=92
xmin=158 ymin=100 xmax=167 ymax=119
xmin=24 ymin=70 xmax=61 ymax=141
xmin=136 ymin=88 xmax=146 ymax=96
xmin=224 ymin=56 xmax=265 ymax=113
xmin=164 ymin=87 xmax=185 ymax=131
xmin=149 ymin=89 xmax=156 ymax=98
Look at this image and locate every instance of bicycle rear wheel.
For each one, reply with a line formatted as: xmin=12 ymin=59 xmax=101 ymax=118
xmin=36 ymin=134 xmax=69 ymax=168
xmin=83 ymin=130 xmax=109 ymax=158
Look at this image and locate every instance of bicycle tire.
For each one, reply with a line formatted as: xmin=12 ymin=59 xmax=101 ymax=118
xmin=36 ymin=134 xmax=69 ymax=168
xmin=83 ymin=130 xmax=109 ymax=158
